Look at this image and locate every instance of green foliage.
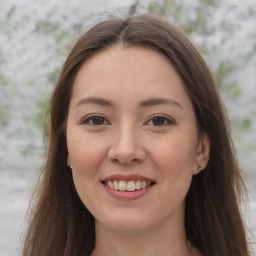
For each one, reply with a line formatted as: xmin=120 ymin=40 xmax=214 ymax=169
xmin=214 ymin=62 xmax=235 ymax=86
xmin=148 ymin=0 xmax=220 ymax=57
xmin=0 ymin=74 xmax=13 ymax=127
xmin=34 ymin=91 xmax=50 ymax=134
xmin=36 ymin=21 xmax=58 ymax=34
xmin=149 ymin=0 xmax=218 ymax=34
xmin=36 ymin=20 xmax=81 ymax=56
xmin=148 ymin=1 xmax=244 ymax=96
xmin=213 ymin=62 xmax=241 ymax=99
xmin=32 ymin=21 xmax=80 ymax=133
xmin=0 ymin=106 xmax=7 ymax=126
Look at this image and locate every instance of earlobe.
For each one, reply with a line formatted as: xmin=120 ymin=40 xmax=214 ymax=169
xmin=193 ymin=133 xmax=210 ymax=175
xmin=67 ymin=154 xmax=73 ymax=170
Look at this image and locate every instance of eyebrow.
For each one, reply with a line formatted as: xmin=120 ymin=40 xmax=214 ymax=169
xmin=75 ymin=97 xmax=113 ymax=108
xmin=140 ymin=98 xmax=182 ymax=109
xmin=75 ymin=96 xmax=182 ymax=109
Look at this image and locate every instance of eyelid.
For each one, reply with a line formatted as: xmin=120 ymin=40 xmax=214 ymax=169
xmin=80 ymin=114 xmax=111 ymax=126
xmin=144 ymin=114 xmax=176 ymax=127
xmin=79 ymin=113 xmax=175 ymax=127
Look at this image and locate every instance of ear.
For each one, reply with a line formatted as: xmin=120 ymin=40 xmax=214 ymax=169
xmin=67 ymin=154 xmax=72 ymax=170
xmin=193 ymin=133 xmax=210 ymax=175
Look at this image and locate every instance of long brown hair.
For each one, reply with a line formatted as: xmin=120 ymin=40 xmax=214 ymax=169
xmin=23 ymin=14 xmax=250 ymax=256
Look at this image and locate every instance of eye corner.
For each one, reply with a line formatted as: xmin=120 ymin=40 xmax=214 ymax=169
xmin=80 ymin=114 xmax=111 ymax=126
xmin=144 ymin=114 xmax=176 ymax=128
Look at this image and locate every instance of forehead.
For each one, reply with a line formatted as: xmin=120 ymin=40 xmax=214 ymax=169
xmin=73 ymin=46 xmax=182 ymax=90
xmin=79 ymin=46 xmax=171 ymax=78
xmin=71 ymin=46 xmax=193 ymax=111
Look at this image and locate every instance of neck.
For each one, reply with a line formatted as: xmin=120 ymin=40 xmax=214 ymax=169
xmin=93 ymin=219 xmax=193 ymax=256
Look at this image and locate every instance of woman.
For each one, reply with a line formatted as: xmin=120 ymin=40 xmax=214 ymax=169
xmin=23 ymin=14 xmax=250 ymax=255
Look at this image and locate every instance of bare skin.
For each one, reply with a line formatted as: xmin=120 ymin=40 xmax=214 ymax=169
xmin=67 ymin=46 xmax=209 ymax=256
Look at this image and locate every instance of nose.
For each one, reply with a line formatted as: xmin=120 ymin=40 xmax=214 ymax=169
xmin=107 ymin=123 xmax=146 ymax=165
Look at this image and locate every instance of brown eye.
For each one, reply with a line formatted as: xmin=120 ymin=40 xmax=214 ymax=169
xmin=145 ymin=115 xmax=174 ymax=127
xmin=81 ymin=115 xmax=110 ymax=126
xmin=92 ymin=117 xmax=105 ymax=125
xmin=152 ymin=117 xmax=165 ymax=126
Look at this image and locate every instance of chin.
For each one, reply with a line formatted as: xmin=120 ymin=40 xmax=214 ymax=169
xmin=96 ymin=211 xmax=157 ymax=234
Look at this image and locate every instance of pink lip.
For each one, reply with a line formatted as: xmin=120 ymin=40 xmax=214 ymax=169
xmin=103 ymin=184 xmax=155 ymax=200
xmin=101 ymin=174 xmax=156 ymax=201
xmin=102 ymin=174 xmax=155 ymax=182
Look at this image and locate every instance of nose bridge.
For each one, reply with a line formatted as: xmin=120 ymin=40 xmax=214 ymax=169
xmin=117 ymin=121 xmax=137 ymax=150
xmin=108 ymin=120 xmax=145 ymax=164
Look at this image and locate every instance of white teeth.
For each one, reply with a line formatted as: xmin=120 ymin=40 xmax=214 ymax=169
xmin=119 ymin=180 xmax=127 ymax=191
xmin=135 ymin=180 xmax=142 ymax=190
xmin=127 ymin=181 xmax=136 ymax=191
xmin=105 ymin=180 xmax=153 ymax=191
xmin=108 ymin=180 xmax=113 ymax=189
xmin=113 ymin=180 xmax=119 ymax=190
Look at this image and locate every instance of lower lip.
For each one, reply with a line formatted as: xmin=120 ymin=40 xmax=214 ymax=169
xmin=103 ymin=184 xmax=154 ymax=201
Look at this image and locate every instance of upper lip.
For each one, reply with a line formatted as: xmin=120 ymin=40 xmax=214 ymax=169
xmin=102 ymin=174 xmax=155 ymax=183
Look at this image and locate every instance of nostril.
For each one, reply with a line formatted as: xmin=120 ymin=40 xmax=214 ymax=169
xmin=111 ymin=157 xmax=140 ymax=166
xmin=107 ymin=138 xmax=146 ymax=165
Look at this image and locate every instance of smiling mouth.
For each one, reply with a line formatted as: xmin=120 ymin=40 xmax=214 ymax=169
xmin=102 ymin=180 xmax=156 ymax=192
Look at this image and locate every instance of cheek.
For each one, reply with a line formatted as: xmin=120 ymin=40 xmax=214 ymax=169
xmin=150 ymin=134 xmax=196 ymax=194
xmin=67 ymin=131 xmax=107 ymax=172
xmin=151 ymin=134 xmax=197 ymax=170
xmin=67 ymin=133 xmax=106 ymax=209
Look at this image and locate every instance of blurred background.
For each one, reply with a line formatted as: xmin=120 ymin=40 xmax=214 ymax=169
xmin=0 ymin=0 xmax=255 ymax=255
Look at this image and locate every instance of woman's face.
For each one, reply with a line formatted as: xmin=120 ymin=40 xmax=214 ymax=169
xmin=66 ymin=46 xmax=209 ymax=234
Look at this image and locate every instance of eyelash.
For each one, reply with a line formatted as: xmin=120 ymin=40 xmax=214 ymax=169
xmin=80 ymin=115 xmax=110 ymax=126
xmin=144 ymin=114 xmax=175 ymax=127
xmin=80 ymin=114 xmax=175 ymax=127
